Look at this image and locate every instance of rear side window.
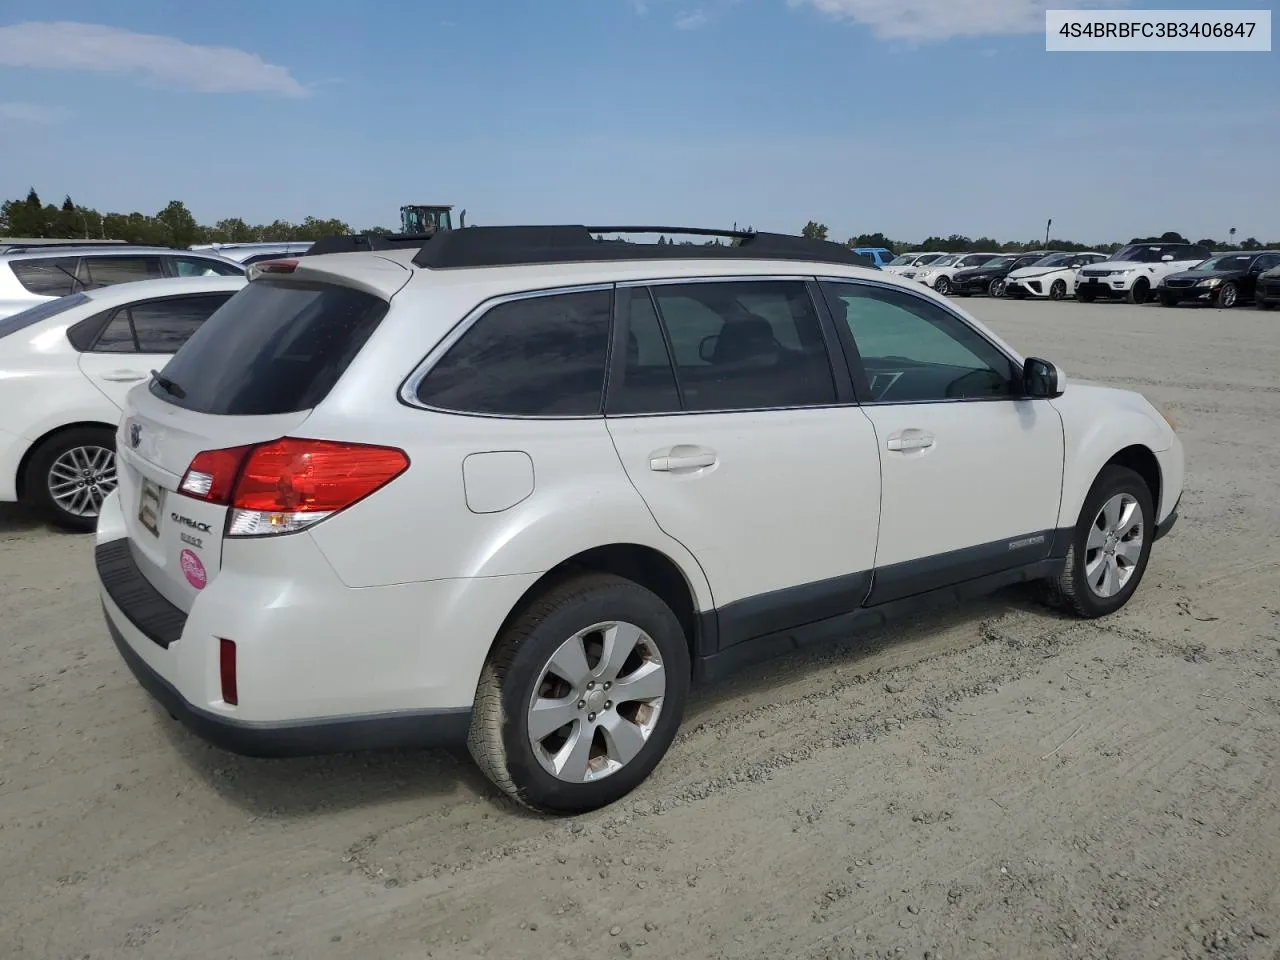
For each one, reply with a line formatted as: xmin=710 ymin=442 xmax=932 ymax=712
xmin=68 ymin=294 xmax=233 ymax=353
xmin=171 ymin=255 xmax=244 ymax=277
xmin=83 ymin=256 xmax=165 ymax=287
xmin=151 ymin=281 xmax=389 ymax=415
xmin=0 ymin=291 xmax=91 ymax=340
xmin=9 ymin=257 xmax=80 ymax=297
xmin=414 ymin=289 xmax=612 ymax=416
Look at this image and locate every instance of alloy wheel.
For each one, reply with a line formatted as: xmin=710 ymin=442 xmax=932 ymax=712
xmin=1084 ymin=493 xmax=1144 ymax=599
xmin=47 ymin=444 xmax=117 ymax=518
xmin=527 ymin=620 xmax=667 ymax=783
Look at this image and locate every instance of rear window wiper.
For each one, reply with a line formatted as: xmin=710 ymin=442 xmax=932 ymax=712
xmin=150 ymin=369 xmax=187 ymax=400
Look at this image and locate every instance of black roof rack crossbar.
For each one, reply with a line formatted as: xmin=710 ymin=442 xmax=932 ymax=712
xmin=407 ymin=225 xmax=874 ymax=270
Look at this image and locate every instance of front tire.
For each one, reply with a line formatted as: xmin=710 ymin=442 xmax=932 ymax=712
xmin=1049 ymin=279 xmax=1067 ymax=300
xmin=467 ymin=572 xmax=690 ymax=815
xmin=1216 ymin=282 xmax=1238 ymax=309
xmin=1126 ymin=278 xmax=1151 ymax=305
xmin=1042 ymin=465 xmax=1155 ymax=619
xmin=1076 ymin=287 xmax=1097 ymax=303
xmin=933 ymin=276 xmax=952 ymax=296
xmin=1159 ymin=292 xmax=1178 ymax=307
xmin=23 ymin=426 xmax=118 ymax=533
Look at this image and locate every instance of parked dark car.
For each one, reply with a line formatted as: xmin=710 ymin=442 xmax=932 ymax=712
xmin=950 ymin=252 xmax=1055 ymax=297
xmin=1255 ymin=264 xmax=1280 ymax=310
xmin=1158 ymin=251 xmax=1280 ymax=308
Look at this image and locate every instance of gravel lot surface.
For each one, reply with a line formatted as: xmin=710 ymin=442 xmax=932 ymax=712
xmin=3 ymin=298 xmax=1278 ymax=960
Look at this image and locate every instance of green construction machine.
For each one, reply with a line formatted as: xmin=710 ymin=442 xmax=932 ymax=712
xmin=399 ymin=204 xmax=467 ymax=234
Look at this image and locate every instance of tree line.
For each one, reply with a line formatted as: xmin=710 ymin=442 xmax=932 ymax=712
xmin=2 ymin=189 xmax=1274 ymax=254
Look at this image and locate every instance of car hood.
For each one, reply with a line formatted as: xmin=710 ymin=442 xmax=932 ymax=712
xmin=1164 ymin=268 xmax=1243 ymax=282
xmin=1008 ymin=266 xmax=1066 ymax=279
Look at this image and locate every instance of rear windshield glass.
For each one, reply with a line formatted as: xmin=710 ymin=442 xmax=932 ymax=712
xmin=150 ymin=280 xmax=388 ymax=415
xmin=0 ymin=292 xmax=90 ymax=340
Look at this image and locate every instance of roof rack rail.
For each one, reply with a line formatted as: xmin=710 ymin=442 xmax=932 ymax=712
xmin=408 ymin=225 xmax=875 ymax=270
xmin=304 ymin=231 xmax=439 ymax=257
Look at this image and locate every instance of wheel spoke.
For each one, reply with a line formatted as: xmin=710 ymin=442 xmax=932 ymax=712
xmin=550 ymin=720 xmax=595 ymax=782
xmin=598 ymin=622 xmax=643 ymax=681
xmin=528 ymin=695 xmax=580 ymax=742
xmin=1115 ymin=497 xmax=1138 ymax=534
xmin=598 ymin=713 xmax=646 ymax=767
xmin=547 ymin=635 xmax=591 ymax=688
xmin=1115 ymin=538 xmax=1143 ymax=567
xmin=1099 ymin=557 xmax=1120 ymax=597
xmin=1086 ymin=521 xmax=1109 ymax=551
xmin=612 ymin=660 xmax=666 ymax=705
xmin=1101 ymin=496 xmax=1123 ymax=531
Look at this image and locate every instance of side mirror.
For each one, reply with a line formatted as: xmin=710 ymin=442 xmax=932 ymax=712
xmin=1023 ymin=357 xmax=1065 ymax=398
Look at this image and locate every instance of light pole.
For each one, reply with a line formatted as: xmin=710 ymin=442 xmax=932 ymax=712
xmin=1045 ymin=217 xmax=1052 ymax=248
xmin=1229 ymin=226 xmax=1237 ymax=248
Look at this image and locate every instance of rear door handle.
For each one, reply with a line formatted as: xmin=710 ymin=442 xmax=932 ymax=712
xmin=886 ymin=429 xmax=935 ymax=452
xmin=649 ymin=446 xmax=718 ymax=472
xmin=102 ymin=371 xmax=147 ymax=382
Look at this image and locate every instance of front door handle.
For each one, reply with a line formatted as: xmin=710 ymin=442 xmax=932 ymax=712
xmin=649 ymin=445 xmax=718 ymax=472
xmin=886 ymin=429 xmax=935 ymax=452
xmin=102 ymin=371 xmax=147 ymax=382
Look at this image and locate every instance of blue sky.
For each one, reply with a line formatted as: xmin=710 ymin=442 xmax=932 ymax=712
xmin=1 ymin=0 xmax=1277 ymax=243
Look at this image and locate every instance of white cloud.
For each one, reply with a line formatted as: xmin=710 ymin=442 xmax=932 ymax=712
xmin=0 ymin=21 xmax=308 ymax=97
xmin=788 ymin=0 xmax=1123 ymax=41
xmin=675 ymin=9 xmax=708 ymax=29
xmin=0 ymin=101 xmax=70 ymax=124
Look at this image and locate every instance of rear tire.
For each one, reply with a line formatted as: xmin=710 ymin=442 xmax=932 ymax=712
xmin=23 ymin=426 xmax=117 ymax=533
xmin=1041 ymin=465 xmax=1154 ymax=619
xmin=467 ymin=572 xmax=690 ymax=815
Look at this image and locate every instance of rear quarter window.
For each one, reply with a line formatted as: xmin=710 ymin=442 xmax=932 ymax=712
xmin=151 ymin=280 xmax=388 ymax=415
xmin=8 ymin=257 xmax=81 ymax=297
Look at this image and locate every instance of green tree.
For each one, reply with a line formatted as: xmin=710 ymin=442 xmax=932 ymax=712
xmin=801 ymin=220 xmax=829 ymax=241
xmin=846 ymin=232 xmax=894 ymax=250
xmin=156 ymin=200 xmax=203 ymax=248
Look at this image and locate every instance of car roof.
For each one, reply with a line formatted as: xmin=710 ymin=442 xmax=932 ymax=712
xmin=0 ymin=245 xmax=237 ymax=262
xmin=78 ymin=275 xmax=247 ymax=306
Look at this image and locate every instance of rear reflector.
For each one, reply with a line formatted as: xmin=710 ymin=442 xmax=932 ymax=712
xmin=219 ymin=638 xmax=238 ymax=705
xmin=178 ymin=437 xmax=409 ymax=536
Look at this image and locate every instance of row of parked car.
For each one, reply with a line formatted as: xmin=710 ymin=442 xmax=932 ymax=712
xmin=883 ymin=243 xmax=1280 ymax=310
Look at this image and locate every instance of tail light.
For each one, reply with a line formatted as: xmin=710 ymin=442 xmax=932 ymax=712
xmin=247 ymin=259 xmax=299 ymax=281
xmin=178 ymin=438 xmax=409 ymax=537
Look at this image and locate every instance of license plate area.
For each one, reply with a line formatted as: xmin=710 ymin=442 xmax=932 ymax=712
xmin=139 ymin=477 xmax=165 ymax=538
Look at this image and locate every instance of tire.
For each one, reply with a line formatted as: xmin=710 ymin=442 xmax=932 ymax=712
xmin=1216 ymin=282 xmax=1238 ymax=309
xmin=1041 ymin=465 xmax=1155 ymax=619
xmin=933 ymin=276 xmax=951 ymax=296
xmin=467 ymin=572 xmax=691 ymax=815
xmin=989 ymin=279 xmax=1005 ymax=298
xmin=1126 ymin=278 xmax=1150 ymax=305
xmin=1049 ymin=279 xmax=1067 ymax=301
xmin=1159 ymin=292 xmax=1178 ymax=307
xmin=22 ymin=426 xmax=118 ymax=533
xmin=1076 ymin=287 xmax=1096 ymax=303
xmin=1257 ymin=299 xmax=1276 ymax=311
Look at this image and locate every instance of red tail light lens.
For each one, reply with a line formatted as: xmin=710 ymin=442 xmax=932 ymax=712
xmin=179 ymin=446 xmax=252 ymax=503
xmin=178 ymin=438 xmax=409 ymax=537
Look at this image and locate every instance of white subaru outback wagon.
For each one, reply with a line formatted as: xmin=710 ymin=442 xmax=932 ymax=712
xmin=95 ymin=225 xmax=1184 ymax=815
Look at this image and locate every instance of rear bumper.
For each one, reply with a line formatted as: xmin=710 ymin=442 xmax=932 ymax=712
xmin=106 ymin=605 xmax=470 ymax=757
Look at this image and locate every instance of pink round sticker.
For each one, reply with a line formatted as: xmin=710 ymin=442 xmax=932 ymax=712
xmin=180 ymin=548 xmax=207 ymax=590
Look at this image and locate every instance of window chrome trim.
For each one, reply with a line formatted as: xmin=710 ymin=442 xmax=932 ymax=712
xmin=398 ymin=281 xmax=616 ymax=419
xmin=815 ymin=273 xmax=1033 ymax=407
xmin=616 ymin=273 xmax=818 ymax=289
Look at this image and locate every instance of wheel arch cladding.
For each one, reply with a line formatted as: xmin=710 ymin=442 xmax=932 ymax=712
xmin=15 ymin=420 xmax=117 ymax=501
xmin=1062 ymin=443 xmax=1163 ymax=532
xmin=491 ymin=544 xmax=703 ymax=674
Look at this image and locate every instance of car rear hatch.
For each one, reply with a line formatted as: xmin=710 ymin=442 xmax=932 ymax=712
xmin=113 ymin=255 xmax=410 ymax=612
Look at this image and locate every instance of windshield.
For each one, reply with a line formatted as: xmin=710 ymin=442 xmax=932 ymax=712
xmin=914 ymin=254 xmax=943 ymax=265
xmin=930 ymin=255 xmax=959 ymax=267
xmin=1109 ymin=244 xmax=1184 ymax=263
xmin=980 ymin=256 xmax=1015 ymax=268
xmin=0 ymin=291 xmax=90 ymax=340
xmin=887 ymin=255 xmax=915 ymax=266
xmin=959 ymin=255 xmax=993 ymax=266
xmin=1191 ymin=254 xmax=1254 ymax=271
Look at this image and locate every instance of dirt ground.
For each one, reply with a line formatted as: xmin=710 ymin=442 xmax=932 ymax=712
xmin=3 ymin=297 xmax=1278 ymax=960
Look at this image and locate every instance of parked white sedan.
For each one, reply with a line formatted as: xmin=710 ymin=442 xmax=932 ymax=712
xmin=0 ymin=275 xmax=246 ymax=530
xmin=914 ymin=252 xmax=1002 ymax=295
xmin=882 ymin=251 xmax=946 ymax=279
xmin=1004 ymin=252 xmax=1108 ymax=300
